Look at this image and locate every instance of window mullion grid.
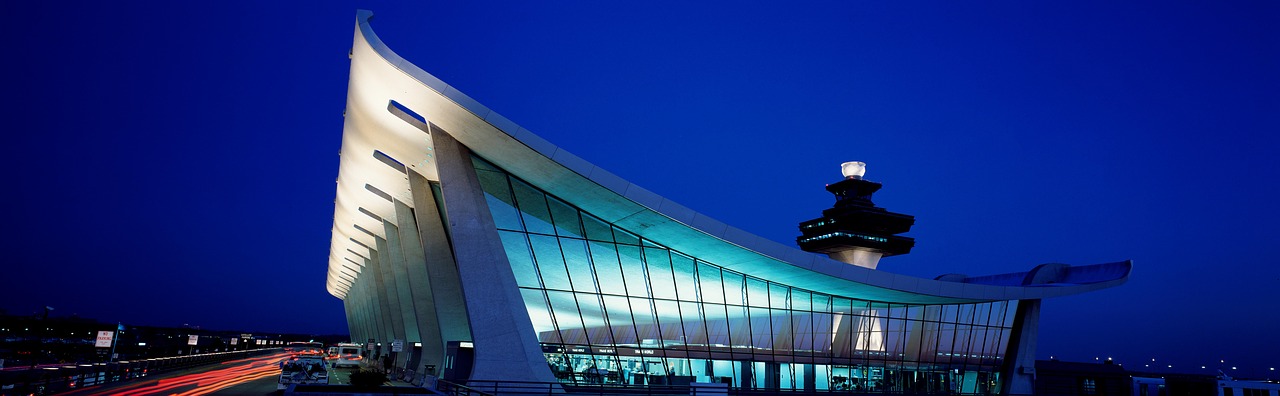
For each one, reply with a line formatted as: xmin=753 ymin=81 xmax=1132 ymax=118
xmin=963 ymin=303 xmax=979 ymax=387
xmin=503 ymin=172 xmax=570 ymax=383
xmin=636 ymin=238 xmax=669 ymax=379
xmin=663 ymin=248 xmax=693 ymax=376
xmin=690 ymin=260 xmax=715 ymax=369
xmin=542 ymin=200 xmax=594 ymax=385
xmin=579 ymin=211 xmax=623 ymax=384
xmin=608 ymin=230 xmax=646 ymax=386
xmin=717 ymin=267 xmax=739 ymax=377
xmin=977 ymin=302 xmax=994 ymax=375
xmin=786 ymin=286 xmax=797 ymax=388
xmin=993 ymin=301 xmax=1011 ymax=386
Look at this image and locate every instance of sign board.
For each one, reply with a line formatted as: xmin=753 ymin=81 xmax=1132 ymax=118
xmin=95 ymin=331 xmax=114 ymax=348
xmin=230 ymin=338 xmax=238 ymax=345
xmin=187 ymin=335 xmax=199 ymax=346
xmin=391 ymin=339 xmax=404 ymax=353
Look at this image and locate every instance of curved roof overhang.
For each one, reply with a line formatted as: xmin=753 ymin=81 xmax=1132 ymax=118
xmin=325 ymin=10 xmax=1131 ymax=303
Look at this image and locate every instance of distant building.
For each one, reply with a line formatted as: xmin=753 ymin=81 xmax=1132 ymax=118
xmin=326 ymin=9 xmax=1132 ymax=394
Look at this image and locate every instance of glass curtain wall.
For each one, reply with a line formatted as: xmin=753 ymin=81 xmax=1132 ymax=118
xmin=472 ymin=157 xmax=1015 ymax=394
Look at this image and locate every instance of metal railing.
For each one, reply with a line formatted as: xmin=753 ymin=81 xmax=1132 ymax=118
xmin=0 ymin=349 xmax=278 ymax=395
xmin=436 ymin=379 xmax=1032 ymax=396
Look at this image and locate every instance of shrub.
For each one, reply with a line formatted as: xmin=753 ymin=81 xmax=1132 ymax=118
xmin=348 ymin=369 xmax=388 ymax=388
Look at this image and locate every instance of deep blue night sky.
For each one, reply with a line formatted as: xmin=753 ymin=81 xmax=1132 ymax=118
xmin=5 ymin=1 xmax=1277 ymax=378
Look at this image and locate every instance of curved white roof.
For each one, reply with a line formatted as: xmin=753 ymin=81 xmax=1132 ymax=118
xmin=326 ymin=10 xmax=1130 ymax=303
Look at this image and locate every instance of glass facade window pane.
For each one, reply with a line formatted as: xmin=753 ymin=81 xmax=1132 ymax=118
xmin=575 ymin=292 xmax=614 ymax=345
xmin=645 ymin=247 xmax=677 ymax=300
xmin=792 ymin=290 xmax=812 ymax=312
xmin=560 ymin=237 xmax=598 ymax=293
xmin=771 ymin=308 xmax=793 ymax=352
xmin=749 ymin=307 xmax=773 ymax=351
xmin=770 ymin=284 xmax=791 ymax=310
xmin=696 ymin=263 xmax=725 ymax=304
xmin=602 ymin=294 xmax=638 ymax=346
xmin=653 ymin=299 xmax=684 ymax=343
xmin=727 ymin=304 xmax=753 ymax=348
xmin=746 ymin=278 xmax=770 ymax=308
xmin=498 ymin=230 xmax=541 ymax=288
xmin=523 ymin=289 xmax=559 ymax=342
xmin=529 ymin=234 xmax=571 ymax=290
xmin=582 ymin=213 xmax=614 ymax=243
xmin=546 ymin=196 xmax=584 ymax=238
xmin=722 ymin=271 xmax=746 ymax=306
xmin=792 ymin=311 xmax=814 ymax=354
xmin=547 ymin=290 xmax=587 ymax=344
xmin=474 ymin=168 xmax=523 ymax=231
xmin=671 ymin=253 xmax=699 ymax=302
xmin=612 ymin=226 xmax=640 ymax=246
xmin=587 ymin=240 xmax=625 ymax=294
xmin=680 ymin=301 xmax=708 ymax=345
xmin=629 ymin=297 xmax=660 ymax=345
xmin=616 ymin=244 xmax=650 ymax=298
xmin=703 ymin=303 xmax=731 ymax=346
xmin=510 ymin=178 xmax=556 ymax=235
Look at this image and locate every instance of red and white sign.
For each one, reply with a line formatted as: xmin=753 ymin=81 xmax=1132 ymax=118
xmin=95 ymin=331 xmax=114 ymax=348
xmin=187 ymin=335 xmax=199 ymax=346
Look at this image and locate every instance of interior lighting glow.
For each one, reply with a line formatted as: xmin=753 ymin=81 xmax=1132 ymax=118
xmin=841 ymin=161 xmax=866 ymax=179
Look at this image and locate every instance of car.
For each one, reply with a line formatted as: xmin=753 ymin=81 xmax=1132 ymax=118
xmin=278 ymin=356 xmax=329 ymax=390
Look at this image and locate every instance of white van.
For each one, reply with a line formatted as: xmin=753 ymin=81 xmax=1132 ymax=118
xmin=332 ymin=343 xmax=365 ymax=368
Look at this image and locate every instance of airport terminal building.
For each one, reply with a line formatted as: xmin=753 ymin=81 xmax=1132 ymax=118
xmin=326 ymin=11 xmax=1130 ymax=394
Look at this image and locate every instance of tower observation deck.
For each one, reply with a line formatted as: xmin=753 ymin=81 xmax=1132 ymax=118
xmin=797 ymin=161 xmax=915 ymax=269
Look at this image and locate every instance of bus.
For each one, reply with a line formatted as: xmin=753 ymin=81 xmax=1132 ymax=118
xmin=284 ymin=341 xmax=325 ymax=356
xmin=331 ymin=343 xmax=365 ymax=368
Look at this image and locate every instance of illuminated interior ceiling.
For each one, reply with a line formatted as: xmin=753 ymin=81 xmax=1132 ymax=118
xmin=326 ymin=10 xmax=1130 ymax=302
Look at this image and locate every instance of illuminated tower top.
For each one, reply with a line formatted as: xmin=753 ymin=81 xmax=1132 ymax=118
xmin=797 ymin=161 xmax=915 ymax=270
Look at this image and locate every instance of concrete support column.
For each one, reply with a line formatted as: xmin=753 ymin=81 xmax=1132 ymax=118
xmin=408 ymin=171 xmax=472 ymax=377
xmin=393 ymin=198 xmax=444 ymax=376
xmin=364 ymin=252 xmax=394 ymax=358
xmin=373 ymin=236 xmax=408 ymax=364
xmin=343 ymin=299 xmax=356 ymax=341
xmin=382 ymin=220 xmax=420 ymax=370
xmin=431 ymin=125 xmax=556 ymax=384
xmin=1000 ymin=299 xmax=1041 ymax=395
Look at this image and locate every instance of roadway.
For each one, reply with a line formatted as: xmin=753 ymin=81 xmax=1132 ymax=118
xmin=52 ymin=352 xmax=396 ymax=395
xmin=52 ymin=351 xmax=354 ymax=395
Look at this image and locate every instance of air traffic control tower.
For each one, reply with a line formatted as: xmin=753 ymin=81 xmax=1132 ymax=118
xmin=797 ymin=161 xmax=916 ymax=269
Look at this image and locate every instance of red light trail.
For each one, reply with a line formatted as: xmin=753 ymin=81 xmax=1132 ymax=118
xmin=63 ymin=352 xmax=291 ymax=396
